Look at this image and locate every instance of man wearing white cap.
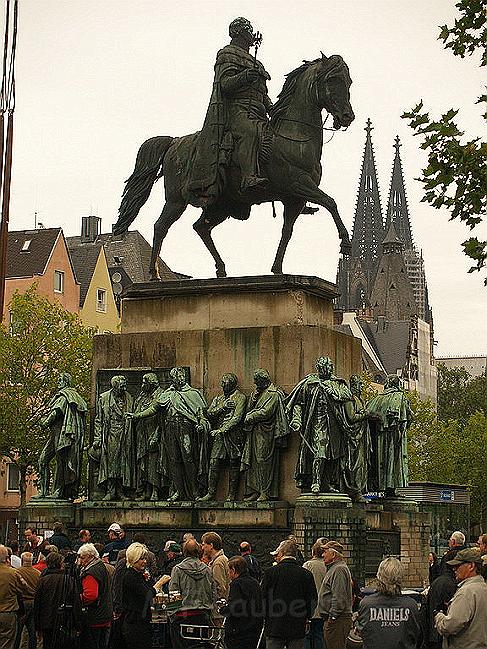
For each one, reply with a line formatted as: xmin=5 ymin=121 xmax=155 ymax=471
xmin=262 ymin=539 xmax=317 ymax=649
xmin=104 ymin=523 xmax=130 ymax=564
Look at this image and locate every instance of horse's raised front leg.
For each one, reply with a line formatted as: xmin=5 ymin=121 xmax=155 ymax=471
xmin=271 ymin=200 xmax=305 ymax=274
xmin=193 ymin=209 xmax=228 ymax=278
xmin=292 ymin=175 xmax=352 ymax=254
xmin=150 ymin=200 xmax=187 ymax=280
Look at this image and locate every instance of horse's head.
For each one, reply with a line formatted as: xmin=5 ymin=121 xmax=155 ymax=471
xmin=315 ymin=54 xmax=354 ymax=130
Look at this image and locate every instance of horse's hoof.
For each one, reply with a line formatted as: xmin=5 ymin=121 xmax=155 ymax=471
xmin=149 ymin=271 xmax=161 ymax=281
xmin=216 ymin=268 xmax=227 ymax=278
xmin=271 ymin=266 xmax=283 ymax=275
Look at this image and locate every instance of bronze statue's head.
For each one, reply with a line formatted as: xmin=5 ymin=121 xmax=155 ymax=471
xmin=349 ymin=374 xmax=363 ymax=396
xmin=385 ymin=374 xmax=401 ymax=390
xmin=111 ymin=375 xmax=127 ymax=393
xmin=170 ymin=367 xmax=187 ymax=390
xmin=253 ymin=368 xmax=271 ymax=391
xmin=221 ymin=372 xmax=238 ymax=395
xmin=229 ymin=17 xmax=255 ymax=44
xmin=57 ymin=372 xmax=72 ymax=388
xmin=142 ymin=372 xmax=159 ymax=392
xmin=316 ymin=356 xmax=333 ymax=379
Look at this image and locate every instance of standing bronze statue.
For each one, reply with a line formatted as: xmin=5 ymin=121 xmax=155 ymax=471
xmin=37 ymin=373 xmax=86 ymax=500
xmin=286 ymin=357 xmax=355 ymax=496
xmin=241 ymin=369 xmax=289 ymax=501
xmin=91 ymin=375 xmax=135 ymax=501
xmin=133 ymin=373 xmax=166 ymax=501
xmin=366 ymin=375 xmax=413 ymax=497
xmin=113 ymin=17 xmax=354 ymax=279
xmin=344 ymin=375 xmax=371 ymax=501
xmin=129 ymin=367 xmax=210 ymax=502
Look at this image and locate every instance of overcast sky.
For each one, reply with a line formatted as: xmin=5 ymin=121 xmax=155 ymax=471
xmin=7 ymin=0 xmax=487 ymax=356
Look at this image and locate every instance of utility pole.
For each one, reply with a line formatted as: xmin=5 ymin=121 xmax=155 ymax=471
xmin=0 ymin=0 xmax=18 ymax=323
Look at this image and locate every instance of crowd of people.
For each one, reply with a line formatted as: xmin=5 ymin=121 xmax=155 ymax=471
xmin=1 ymin=524 xmax=487 ymax=649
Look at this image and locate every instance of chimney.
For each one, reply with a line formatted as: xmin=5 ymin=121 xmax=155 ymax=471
xmin=81 ymin=216 xmax=101 ymax=243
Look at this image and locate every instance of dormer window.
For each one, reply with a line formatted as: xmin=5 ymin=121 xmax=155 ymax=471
xmin=21 ymin=240 xmax=31 ymax=252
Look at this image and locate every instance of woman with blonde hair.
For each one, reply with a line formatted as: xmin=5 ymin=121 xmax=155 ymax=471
xmin=121 ymin=542 xmax=168 ymax=648
xmin=355 ymin=557 xmax=423 ymax=648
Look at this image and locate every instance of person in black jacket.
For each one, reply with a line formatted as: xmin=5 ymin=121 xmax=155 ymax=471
xmin=48 ymin=521 xmax=72 ymax=552
xmin=239 ymin=541 xmax=262 ymax=582
xmin=261 ymin=540 xmax=317 ymax=649
xmin=77 ymin=543 xmax=113 ymax=649
xmin=121 ymin=543 xmax=167 ymax=649
xmin=221 ymin=556 xmax=264 ymax=649
xmin=421 ymin=562 xmax=456 ymax=649
xmin=33 ymin=552 xmax=82 ymax=649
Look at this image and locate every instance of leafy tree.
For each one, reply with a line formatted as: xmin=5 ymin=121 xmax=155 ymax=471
xmin=402 ymin=1 xmax=487 ymax=281
xmin=437 ymin=362 xmax=487 ymax=423
xmin=0 ymin=286 xmax=93 ymax=506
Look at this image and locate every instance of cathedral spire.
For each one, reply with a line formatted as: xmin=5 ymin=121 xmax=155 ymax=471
xmin=350 ymin=118 xmax=384 ymax=262
xmin=385 ymin=136 xmax=413 ymax=248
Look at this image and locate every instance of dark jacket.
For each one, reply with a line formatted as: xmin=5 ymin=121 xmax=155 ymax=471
xmin=105 ymin=537 xmax=131 ymax=564
xmin=261 ymin=558 xmax=317 ymax=639
xmin=422 ymin=570 xmax=457 ymax=645
xmin=111 ymin=558 xmax=128 ymax=613
xmin=34 ymin=568 xmax=82 ymax=631
xmin=242 ymin=554 xmax=262 ymax=582
xmin=49 ymin=533 xmax=72 ymax=551
xmin=81 ymin=558 xmax=113 ymax=626
xmin=163 ymin=554 xmax=184 ymax=576
xmin=439 ymin=546 xmax=465 ymax=575
xmin=121 ymin=567 xmax=156 ymax=625
xmin=356 ymin=592 xmax=422 ymax=649
xmin=221 ymin=573 xmax=264 ymax=646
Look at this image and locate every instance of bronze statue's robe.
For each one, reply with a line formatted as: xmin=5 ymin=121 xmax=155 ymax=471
xmin=286 ymin=374 xmax=354 ymax=492
xmin=207 ymin=388 xmax=247 ymax=461
xmin=241 ymin=383 xmax=289 ymax=499
xmin=94 ymin=388 xmax=135 ymax=491
xmin=133 ymin=386 xmax=166 ymax=495
xmin=39 ymin=387 xmax=87 ymax=499
xmin=366 ymin=387 xmax=413 ymax=491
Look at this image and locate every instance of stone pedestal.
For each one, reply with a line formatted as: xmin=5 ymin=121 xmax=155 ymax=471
xmin=21 ymin=499 xmax=76 ymax=537
xmin=92 ymin=275 xmax=362 ymax=505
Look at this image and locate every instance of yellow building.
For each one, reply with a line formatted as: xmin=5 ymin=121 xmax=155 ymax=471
xmin=69 ymin=244 xmax=119 ymax=333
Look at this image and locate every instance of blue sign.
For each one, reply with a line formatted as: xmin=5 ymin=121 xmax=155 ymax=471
xmin=440 ymin=489 xmax=454 ymax=501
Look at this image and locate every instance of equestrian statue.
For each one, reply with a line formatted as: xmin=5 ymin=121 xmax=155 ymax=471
xmin=112 ymin=17 xmax=355 ymax=279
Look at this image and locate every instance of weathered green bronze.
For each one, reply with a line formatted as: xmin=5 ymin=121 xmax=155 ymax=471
xmin=198 ymin=373 xmax=247 ymax=502
xmin=37 ymin=373 xmax=87 ymax=500
xmin=345 ymin=374 xmax=370 ymax=501
xmin=286 ymin=357 xmax=356 ymax=496
xmin=113 ymin=17 xmax=354 ymax=279
xmin=366 ymin=374 xmax=413 ymax=496
xmin=91 ymin=374 xmax=135 ymax=501
xmin=241 ymin=369 xmax=289 ymax=502
xmin=130 ymin=367 xmax=210 ymax=502
xmin=133 ymin=372 xmax=166 ymax=501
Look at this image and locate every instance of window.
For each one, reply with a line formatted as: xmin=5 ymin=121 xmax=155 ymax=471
xmin=21 ymin=239 xmax=31 ymax=252
xmin=54 ymin=270 xmax=64 ymax=293
xmin=96 ymin=288 xmax=107 ymax=313
xmin=7 ymin=463 xmax=20 ymax=491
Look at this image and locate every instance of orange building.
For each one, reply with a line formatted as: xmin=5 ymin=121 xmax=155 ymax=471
xmin=2 ymin=227 xmax=80 ymax=322
xmin=0 ymin=228 xmax=80 ymax=541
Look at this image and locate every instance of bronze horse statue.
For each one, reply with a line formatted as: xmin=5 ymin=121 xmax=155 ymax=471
xmin=113 ymin=54 xmax=354 ymax=279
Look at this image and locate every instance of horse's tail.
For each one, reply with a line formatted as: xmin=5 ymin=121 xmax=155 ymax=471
xmin=112 ymin=135 xmax=174 ymax=235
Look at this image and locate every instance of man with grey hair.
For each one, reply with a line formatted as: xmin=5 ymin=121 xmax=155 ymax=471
xmin=77 ymin=543 xmax=113 ymax=648
xmin=439 ymin=530 xmax=466 ymax=573
xmin=317 ymin=541 xmax=352 ymax=649
xmin=15 ymin=552 xmax=40 ymax=649
xmin=356 ymin=557 xmax=422 ymax=648
xmin=0 ymin=544 xmax=23 ymax=649
xmin=435 ymin=548 xmax=487 ymax=648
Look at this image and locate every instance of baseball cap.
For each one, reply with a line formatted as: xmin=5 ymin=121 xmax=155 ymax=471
xmin=323 ymin=541 xmax=344 ymax=555
xmin=447 ymin=548 xmax=482 ymax=566
xmin=108 ymin=523 xmax=122 ymax=534
xmin=167 ymin=542 xmax=181 ymax=553
xmin=270 ymin=541 xmax=286 ymax=556
xmin=164 ymin=539 xmax=177 ymax=552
